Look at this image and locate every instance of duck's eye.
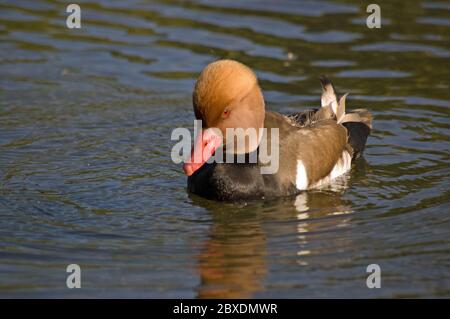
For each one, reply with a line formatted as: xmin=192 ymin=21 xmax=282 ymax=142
xmin=222 ymin=108 xmax=230 ymax=118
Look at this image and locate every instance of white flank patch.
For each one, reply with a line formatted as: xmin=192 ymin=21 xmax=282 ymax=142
xmin=311 ymin=150 xmax=352 ymax=189
xmin=296 ymin=160 xmax=309 ymax=190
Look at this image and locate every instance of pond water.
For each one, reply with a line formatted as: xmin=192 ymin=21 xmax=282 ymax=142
xmin=0 ymin=0 xmax=449 ymax=298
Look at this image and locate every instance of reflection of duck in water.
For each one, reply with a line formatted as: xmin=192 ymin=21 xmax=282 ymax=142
xmin=196 ymin=208 xmax=267 ymax=298
xmin=183 ymin=59 xmax=372 ymax=201
xmin=294 ymin=173 xmax=351 ymax=213
xmin=192 ymin=174 xmax=362 ymax=298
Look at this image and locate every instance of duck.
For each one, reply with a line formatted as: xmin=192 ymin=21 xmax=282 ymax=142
xmin=183 ymin=59 xmax=372 ymax=201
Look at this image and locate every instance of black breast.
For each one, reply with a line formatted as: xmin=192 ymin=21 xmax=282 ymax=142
xmin=187 ymin=162 xmax=265 ymax=201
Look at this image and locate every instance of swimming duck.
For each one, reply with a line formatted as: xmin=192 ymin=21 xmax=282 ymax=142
xmin=183 ymin=59 xmax=372 ymax=201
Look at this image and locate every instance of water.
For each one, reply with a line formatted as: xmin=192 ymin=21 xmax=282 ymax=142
xmin=0 ymin=0 xmax=449 ymax=298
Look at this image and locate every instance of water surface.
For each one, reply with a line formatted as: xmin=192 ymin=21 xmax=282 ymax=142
xmin=0 ymin=0 xmax=449 ymax=298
